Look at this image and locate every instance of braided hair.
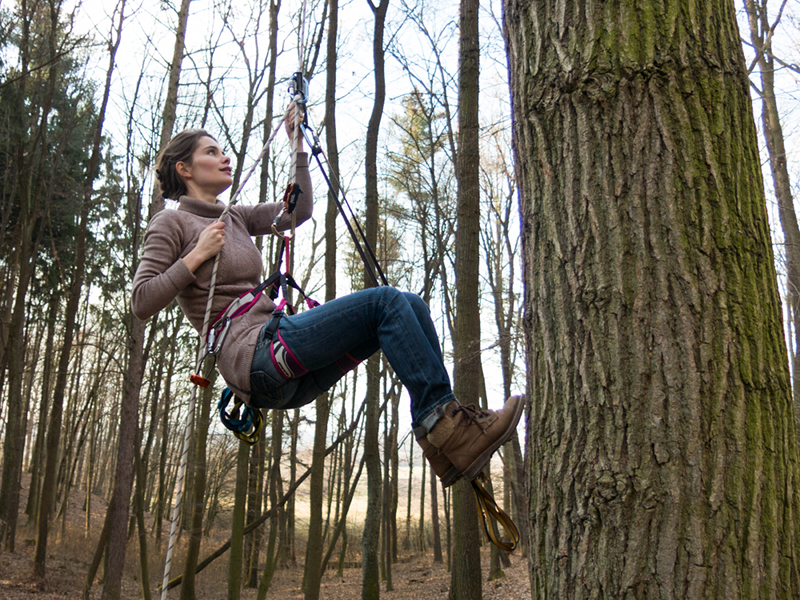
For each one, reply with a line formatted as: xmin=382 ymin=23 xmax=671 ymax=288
xmin=154 ymin=129 xmax=217 ymax=200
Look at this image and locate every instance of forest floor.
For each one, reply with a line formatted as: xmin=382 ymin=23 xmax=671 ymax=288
xmin=0 ymin=475 xmax=531 ymax=599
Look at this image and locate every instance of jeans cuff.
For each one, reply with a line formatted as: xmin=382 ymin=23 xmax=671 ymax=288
xmin=413 ymin=394 xmax=456 ymax=439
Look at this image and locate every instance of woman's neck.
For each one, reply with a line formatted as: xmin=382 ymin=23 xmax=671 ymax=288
xmin=184 ymin=183 xmax=219 ymax=204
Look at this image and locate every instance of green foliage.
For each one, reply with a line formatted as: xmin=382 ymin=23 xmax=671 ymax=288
xmin=0 ymin=3 xmax=109 ymax=296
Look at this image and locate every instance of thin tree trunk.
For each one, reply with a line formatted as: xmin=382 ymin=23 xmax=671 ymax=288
xmin=25 ymin=293 xmax=58 ymax=522
xmin=381 ymin=395 xmax=393 ymax=590
xmin=134 ymin=444 xmax=152 ymax=600
xmin=227 ymin=440 xmax=250 ymax=600
xmin=450 ymin=0 xmax=483 ymax=594
xmin=321 ymin=456 xmax=365 ymax=574
xmin=152 ymin=0 xmax=193 ymax=213
xmin=155 ymin=312 xmax=183 ymax=544
xmin=302 ymin=390 xmax=330 ymax=600
xmin=256 ymin=409 xmax=284 ymax=598
xmin=418 ymin=457 xmax=426 ymax=553
xmin=36 ymin=0 xmax=124 ymax=575
xmin=180 ymin=375 xmax=215 ymax=600
xmin=362 ymin=0 xmax=389 ymax=596
xmin=429 ymin=456 xmax=443 ymax=563
xmin=246 ymin=431 xmax=266 ymax=587
xmin=405 ymin=442 xmax=413 ymax=551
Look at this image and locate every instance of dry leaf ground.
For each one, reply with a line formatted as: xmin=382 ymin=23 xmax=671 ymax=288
xmin=0 ymin=475 xmax=531 ymax=599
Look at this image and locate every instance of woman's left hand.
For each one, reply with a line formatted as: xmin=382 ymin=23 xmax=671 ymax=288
xmin=284 ymin=103 xmax=305 ymax=151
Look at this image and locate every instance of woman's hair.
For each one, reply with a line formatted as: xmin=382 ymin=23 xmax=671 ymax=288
xmin=154 ymin=128 xmax=216 ymax=199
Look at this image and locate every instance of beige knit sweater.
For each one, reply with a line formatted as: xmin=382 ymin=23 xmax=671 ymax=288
xmin=132 ymin=153 xmax=312 ymax=399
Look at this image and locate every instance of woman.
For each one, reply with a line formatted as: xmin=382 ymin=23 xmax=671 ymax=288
xmin=131 ymin=109 xmax=522 ymax=486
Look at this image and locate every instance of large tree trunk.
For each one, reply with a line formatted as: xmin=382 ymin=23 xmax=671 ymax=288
xmin=450 ymin=0 xmax=483 ymax=596
xmin=503 ymin=0 xmax=800 ymax=597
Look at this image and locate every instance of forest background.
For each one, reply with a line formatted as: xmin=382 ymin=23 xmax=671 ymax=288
xmin=1 ymin=0 xmax=799 ymax=599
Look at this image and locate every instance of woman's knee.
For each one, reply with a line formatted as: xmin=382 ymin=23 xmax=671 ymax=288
xmin=401 ymin=291 xmax=430 ymax=318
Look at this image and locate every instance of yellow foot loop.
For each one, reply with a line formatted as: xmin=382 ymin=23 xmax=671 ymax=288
xmin=472 ymin=474 xmax=520 ymax=553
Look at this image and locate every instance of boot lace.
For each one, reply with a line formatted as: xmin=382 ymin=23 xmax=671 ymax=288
xmin=453 ymin=403 xmax=493 ymax=433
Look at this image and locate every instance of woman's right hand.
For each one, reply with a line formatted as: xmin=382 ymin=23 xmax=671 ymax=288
xmin=183 ymin=221 xmax=225 ymax=272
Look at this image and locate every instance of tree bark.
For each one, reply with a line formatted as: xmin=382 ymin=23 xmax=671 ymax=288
xmin=302 ymin=393 xmax=330 ymax=600
xmin=503 ymin=0 xmax=800 ymax=597
xmin=152 ymin=0 xmax=193 ymax=214
xmin=450 ymin=0 xmax=483 ymax=595
xmin=180 ymin=375 xmax=215 ymax=600
xmin=362 ymin=0 xmax=389 ymax=597
xmin=227 ymin=440 xmax=250 ymax=600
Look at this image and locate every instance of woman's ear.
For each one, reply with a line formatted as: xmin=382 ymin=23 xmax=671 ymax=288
xmin=176 ymin=161 xmax=192 ymax=179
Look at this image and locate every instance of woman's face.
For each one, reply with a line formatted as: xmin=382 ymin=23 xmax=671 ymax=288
xmin=177 ymin=136 xmax=232 ymax=198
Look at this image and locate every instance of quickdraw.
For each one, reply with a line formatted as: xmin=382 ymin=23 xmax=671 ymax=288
xmin=218 ymin=387 xmax=264 ymax=445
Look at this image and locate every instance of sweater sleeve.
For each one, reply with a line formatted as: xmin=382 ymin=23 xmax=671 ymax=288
xmin=241 ymin=152 xmax=313 ymax=235
xmin=131 ymin=211 xmax=196 ymax=320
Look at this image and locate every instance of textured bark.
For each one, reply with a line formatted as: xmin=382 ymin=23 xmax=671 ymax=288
xmin=134 ymin=445 xmax=152 ymax=600
xmin=503 ymin=0 xmax=800 ymax=597
xmin=418 ymin=453 xmax=426 ymax=552
xmin=256 ymin=410 xmax=284 ymax=599
xmin=429 ymin=454 xmax=443 ymax=563
xmin=244 ymin=432 xmax=264 ymax=587
xmin=362 ymin=0 xmax=389 ymax=597
xmin=450 ymin=0 xmax=483 ymax=595
xmin=362 ymin=357 xmax=382 ymax=600
xmin=227 ymin=440 xmax=250 ymax=600
xmin=325 ymin=0 xmax=340 ymax=300
xmin=303 ymin=393 xmax=330 ymax=600
xmin=102 ymin=315 xmax=144 ymax=600
xmin=180 ymin=374 xmax=214 ymax=600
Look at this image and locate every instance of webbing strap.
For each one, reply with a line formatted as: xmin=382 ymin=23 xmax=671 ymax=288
xmin=472 ymin=477 xmax=520 ymax=553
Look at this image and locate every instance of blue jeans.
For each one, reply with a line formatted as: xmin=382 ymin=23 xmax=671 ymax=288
xmin=250 ymin=287 xmax=455 ymax=433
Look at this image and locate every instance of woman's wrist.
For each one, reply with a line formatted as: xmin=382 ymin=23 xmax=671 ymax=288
xmin=182 ymin=247 xmax=207 ymax=272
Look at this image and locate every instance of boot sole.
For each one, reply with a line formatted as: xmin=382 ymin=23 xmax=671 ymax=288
xmin=441 ymin=466 xmax=461 ymax=488
xmin=462 ymin=395 xmax=525 ymax=481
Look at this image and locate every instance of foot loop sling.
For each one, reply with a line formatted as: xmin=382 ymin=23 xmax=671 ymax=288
xmin=472 ymin=474 xmax=520 ymax=553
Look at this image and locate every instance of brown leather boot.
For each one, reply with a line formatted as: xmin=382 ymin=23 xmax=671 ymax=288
xmin=416 ymin=435 xmax=461 ymax=487
xmin=426 ymin=396 xmax=524 ymax=481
